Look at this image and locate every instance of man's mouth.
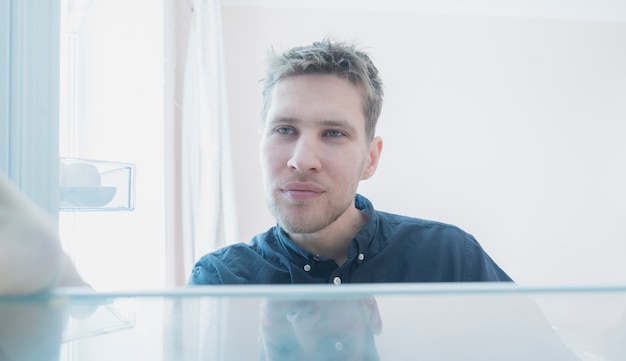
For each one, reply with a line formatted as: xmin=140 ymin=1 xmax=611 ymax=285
xmin=281 ymin=182 xmax=324 ymax=200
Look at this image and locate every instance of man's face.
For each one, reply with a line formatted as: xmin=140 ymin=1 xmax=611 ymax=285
xmin=259 ymin=74 xmax=382 ymax=235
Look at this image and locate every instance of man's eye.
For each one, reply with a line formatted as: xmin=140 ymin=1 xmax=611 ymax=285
xmin=276 ymin=127 xmax=294 ymax=135
xmin=325 ymin=130 xmax=345 ymax=137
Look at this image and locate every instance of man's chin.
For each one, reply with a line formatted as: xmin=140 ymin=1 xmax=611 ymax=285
xmin=275 ymin=209 xmax=328 ymax=234
xmin=278 ymin=219 xmax=323 ymax=235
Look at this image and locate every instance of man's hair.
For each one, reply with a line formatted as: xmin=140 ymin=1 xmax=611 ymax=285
xmin=261 ymin=38 xmax=384 ymax=140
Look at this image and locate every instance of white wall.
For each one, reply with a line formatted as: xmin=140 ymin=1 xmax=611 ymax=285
xmin=221 ymin=4 xmax=626 ymax=286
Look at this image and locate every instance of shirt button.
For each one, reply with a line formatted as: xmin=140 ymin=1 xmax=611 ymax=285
xmin=358 ymin=253 xmax=365 ymax=261
xmin=303 ymin=264 xmax=311 ymax=272
xmin=333 ymin=277 xmax=342 ymax=285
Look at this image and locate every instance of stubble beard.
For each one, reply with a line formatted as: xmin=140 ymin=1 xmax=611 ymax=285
xmin=267 ymin=193 xmax=352 ymax=235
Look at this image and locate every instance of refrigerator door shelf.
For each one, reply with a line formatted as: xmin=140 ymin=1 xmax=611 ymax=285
xmin=60 ymin=158 xmax=135 ymax=211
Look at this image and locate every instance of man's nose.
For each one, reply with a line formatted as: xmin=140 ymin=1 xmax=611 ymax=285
xmin=286 ymin=136 xmax=322 ymax=172
xmin=285 ymin=303 xmax=326 ymax=356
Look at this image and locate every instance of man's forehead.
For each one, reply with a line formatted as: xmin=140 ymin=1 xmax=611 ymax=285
xmin=263 ymin=74 xmax=369 ymax=134
xmin=270 ymin=74 xmax=364 ymax=106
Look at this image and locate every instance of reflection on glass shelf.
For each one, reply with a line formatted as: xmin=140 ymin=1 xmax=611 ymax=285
xmin=63 ymin=298 xmax=136 ymax=343
xmin=2 ymin=284 xmax=626 ymax=360
xmin=59 ymin=158 xmax=135 ymax=211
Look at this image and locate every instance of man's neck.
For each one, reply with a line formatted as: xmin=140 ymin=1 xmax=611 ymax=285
xmin=287 ymin=207 xmax=367 ymax=266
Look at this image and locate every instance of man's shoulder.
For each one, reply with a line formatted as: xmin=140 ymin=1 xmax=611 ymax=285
xmin=189 ymin=227 xmax=281 ymax=285
xmin=371 ymin=210 xmax=512 ymax=282
xmin=376 ymin=210 xmax=471 ymax=238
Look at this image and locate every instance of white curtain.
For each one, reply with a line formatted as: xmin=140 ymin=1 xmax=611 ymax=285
xmin=165 ymin=0 xmax=238 ymax=287
xmin=164 ymin=5 xmax=235 ymax=358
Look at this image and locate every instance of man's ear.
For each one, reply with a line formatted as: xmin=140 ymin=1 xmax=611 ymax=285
xmin=361 ymin=136 xmax=383 ymax=180
xmin=362 ymin=297 xmax=383 ymax=335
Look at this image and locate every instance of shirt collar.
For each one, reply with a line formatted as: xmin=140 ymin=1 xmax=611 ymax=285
xmin=351 ymin=194 xmax=379 ymax=262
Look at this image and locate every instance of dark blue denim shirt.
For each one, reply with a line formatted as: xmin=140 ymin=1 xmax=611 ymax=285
xmin=189 ymin=194 xmax=512 ymax=285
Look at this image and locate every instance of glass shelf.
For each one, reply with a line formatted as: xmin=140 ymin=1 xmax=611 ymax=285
xmin=2 ymin=283 xmax=625 ymax=360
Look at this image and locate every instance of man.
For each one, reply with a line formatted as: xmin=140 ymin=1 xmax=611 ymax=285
xmin=0 ymin=172 xmax=86 ymax=295
xmin=189 ymin=38 xmax=512 ymax=285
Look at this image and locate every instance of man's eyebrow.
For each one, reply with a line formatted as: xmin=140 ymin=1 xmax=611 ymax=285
xmin=267 ymin=117 xmax=298 ymax=125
